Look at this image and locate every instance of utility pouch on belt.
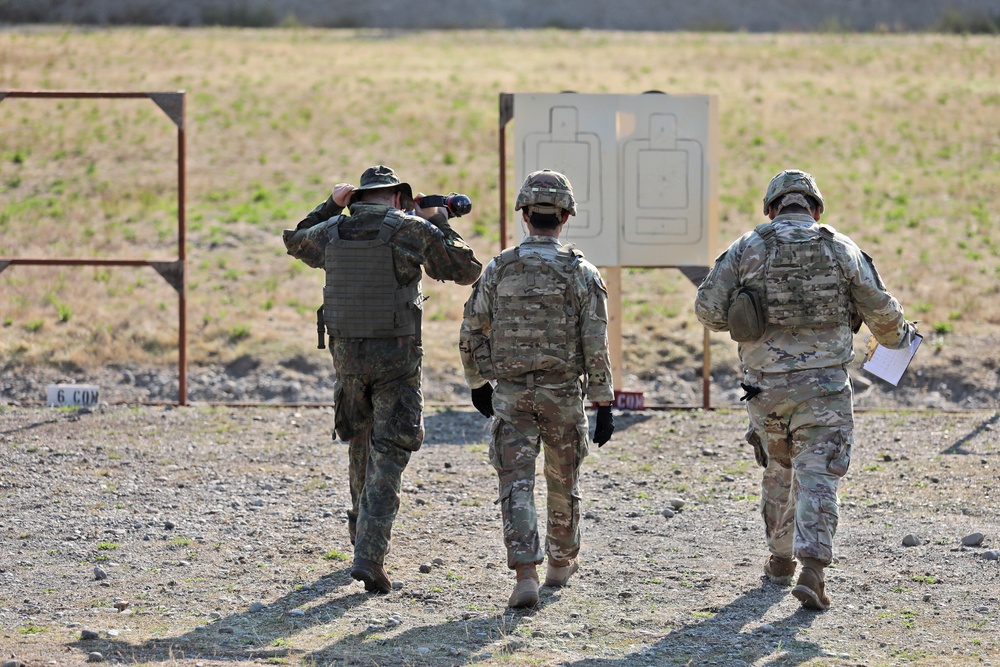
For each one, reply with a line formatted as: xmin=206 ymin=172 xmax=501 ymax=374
xmin=728 ymin=286 xmax=765 ymax=342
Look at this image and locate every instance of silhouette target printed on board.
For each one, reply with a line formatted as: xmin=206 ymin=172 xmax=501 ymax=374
xmin=522 ymin=105 xmax=603 ymax=239
xmin=622 ymin=113 xmax=703 ymax=247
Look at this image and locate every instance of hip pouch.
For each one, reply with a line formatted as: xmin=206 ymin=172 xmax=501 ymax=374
xmin=728 ymin=286 xmax=765 ymax=342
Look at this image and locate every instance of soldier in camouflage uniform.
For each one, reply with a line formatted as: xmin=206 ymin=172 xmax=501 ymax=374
xmin=283 ymin=165 xmax=482 ymax=594
xmin=459 ymin=170 xmax=616 ymax=608
xmin=694 ymin=169 xmax=917 ymax=611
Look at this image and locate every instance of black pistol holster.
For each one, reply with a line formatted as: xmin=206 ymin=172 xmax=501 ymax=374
xmin=316 ymin=305 xmax=326 ymax=350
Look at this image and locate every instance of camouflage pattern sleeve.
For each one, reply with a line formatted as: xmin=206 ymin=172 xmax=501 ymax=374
xmin=403 ymin=212 xmax=483 ymax=286
xmin=295 ymin=195 xmax=343 ymax=231
xmin=836 ymin=235 xmax=914 ymax=350
xmin=578 ymin=263 xmax=614 ymax=403
xmin=281 ymin=198 xmax=346 ymax=268
xmin=459 ymin=263 xmax=497 ymax=389
xmin=282 ymin=215 xmax=344 ymax=269
xmin=694 ymin=237 xmax=746 ymax=332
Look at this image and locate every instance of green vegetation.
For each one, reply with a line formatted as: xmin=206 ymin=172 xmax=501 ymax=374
xmin=0 ymin=28 xmax=996 ymax=377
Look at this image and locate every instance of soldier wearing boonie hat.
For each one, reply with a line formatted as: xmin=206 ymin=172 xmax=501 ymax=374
xmin=283 ymin=164 xmax=482 ymax=595
xmin=695 ymin=168 xmax=917 ymax=612
xmin=459 ymin=169 xmax=615 ymax=609
xmin=348 ymin=164 xmax=415 ymax=211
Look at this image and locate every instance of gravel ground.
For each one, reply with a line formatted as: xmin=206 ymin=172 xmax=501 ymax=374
xmin=1 ymin=402 xmax=997 ymax=667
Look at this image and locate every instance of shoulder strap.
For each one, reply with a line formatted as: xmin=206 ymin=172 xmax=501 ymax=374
xmin=377 ymin=210 xmax=408 ymax=242
xmin=753 ymin=222 xmax=776 ymax=253
xmin=490 ymin=247 xmax=522 ymax=286
xmin=497 ymin=247 xmax=520 ymax=268
xmin=558 ymin=243 xmax=585 ymax=272
xmin=817 ymin=223 xmax=837 ymax=240
xmin=326 ymin=215 xmax=346 ymax=241
xmin=754 ymin=221 xmax=775 ymax=241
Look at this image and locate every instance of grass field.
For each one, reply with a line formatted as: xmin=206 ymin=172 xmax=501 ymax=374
xmin=0 ymin=28 xmax=998 ymax=379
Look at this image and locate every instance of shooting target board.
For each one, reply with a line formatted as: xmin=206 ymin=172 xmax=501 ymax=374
xmin=513 ymin=93 xmax=718 ymax=268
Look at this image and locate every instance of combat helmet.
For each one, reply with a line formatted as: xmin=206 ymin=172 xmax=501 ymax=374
xmin=515 ymin=170 xmax=577 ymax=216
xmin=762 ymin=169 xmax=825 ymax=215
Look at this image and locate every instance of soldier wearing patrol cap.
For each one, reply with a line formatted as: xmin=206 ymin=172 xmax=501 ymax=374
xmin=694 ymin=169 xmax=917 ymax=611
xmin=284 ymin=164 xmax=482 ymax=594
xmin=459 ymin=169 xmax=615 ymax=608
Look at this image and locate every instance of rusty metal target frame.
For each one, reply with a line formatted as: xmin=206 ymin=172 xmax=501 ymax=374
xmin=0 ymin=90 xmax=188 ymax=405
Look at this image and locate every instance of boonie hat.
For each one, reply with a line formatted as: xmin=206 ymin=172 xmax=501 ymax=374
xmin=351 ymin=164 xmax=414 ymax=210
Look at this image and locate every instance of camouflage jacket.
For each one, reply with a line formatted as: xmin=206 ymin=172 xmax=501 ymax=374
xmin=283 ymin=199 xmax=482 ymax=289
xmin=460 ymin=235 xmax=614 ymax=402
xmin=694 ymin=213 xmax=914 ymax=373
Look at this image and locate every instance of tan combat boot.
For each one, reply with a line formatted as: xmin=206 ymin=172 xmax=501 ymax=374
xmin=508 ymin=564 xmax=539 ymax=608
xmin=792 ymin=557 xmax=831 ymax=610
xmin=763 ymin=554 xmax=797 ymax=586
xmin=544 ymin=558 xmax=579 ymax=587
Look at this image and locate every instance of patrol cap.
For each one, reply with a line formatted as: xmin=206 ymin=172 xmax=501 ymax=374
xmin=762 ymin=169 xmax=825 ymax=215
xmin=351 ymin=164 xmax=414 ymax=210
xmin=515 ymin=169 xmax=577 ymax=216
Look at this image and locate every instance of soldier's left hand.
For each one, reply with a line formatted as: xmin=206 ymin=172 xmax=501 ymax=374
xmin=593 ymin=405 xmax=615 ymax=447
xmin=414 ymin=192 xmax=447 ymax=221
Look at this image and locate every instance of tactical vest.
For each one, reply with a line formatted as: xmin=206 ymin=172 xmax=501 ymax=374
xmin=756 ymin=222 xmax=851 ymax=330
xmin=490 ymin=244 xmax=584 ymax=381
xmin=322 ymin=211 xmax=421 ymax=338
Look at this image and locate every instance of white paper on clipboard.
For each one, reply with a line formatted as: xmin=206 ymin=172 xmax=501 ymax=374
xmin=861 ymin=334 xmax=923 ymax=386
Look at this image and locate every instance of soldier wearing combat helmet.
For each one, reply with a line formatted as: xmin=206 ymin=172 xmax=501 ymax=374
xmin=460 ymin=169 xmax=615 ymax=608
xmin=283 ymin=165 xmax=482 ymax=594
xmin=694 ymin=168 xmax=917 ymax=611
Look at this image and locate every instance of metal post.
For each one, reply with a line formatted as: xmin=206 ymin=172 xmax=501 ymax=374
xmin=0 ymin=90 xmax=188 ymax=405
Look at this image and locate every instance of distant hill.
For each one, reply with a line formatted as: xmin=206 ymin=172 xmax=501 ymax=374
xmin=1 ymin=0 xmax=998 ymax=32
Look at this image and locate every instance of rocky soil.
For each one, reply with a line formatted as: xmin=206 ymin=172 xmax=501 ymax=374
xmin=1 ymin=399 xmax=997 ymax=666
xmin=3 ymin=326 xmax=998 ymax=412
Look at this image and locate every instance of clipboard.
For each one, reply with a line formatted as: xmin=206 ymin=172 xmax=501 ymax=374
xmin=861 ymin=334 xmax=923 ymax=386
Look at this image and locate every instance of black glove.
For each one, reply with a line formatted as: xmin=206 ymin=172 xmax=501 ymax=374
xmin=593 ymin=405 xmax=615 ymax=447
xmin=471 ymin=383 xmax=494 ymax=418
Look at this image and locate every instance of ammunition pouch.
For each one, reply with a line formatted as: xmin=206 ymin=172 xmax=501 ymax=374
xmin=850 ymin=306 xmax=863 ymax=334
xmin=728 ymin=286 xmax=766 ymax=342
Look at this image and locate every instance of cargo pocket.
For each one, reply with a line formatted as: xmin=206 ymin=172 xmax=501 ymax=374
xmin=333 ymin=382 xmax=355 ymax=442
xmin=815 ymin=503 xmax=840 ymax=562
xmin=745 ymin=425 xmax=768 ymax=468
xmin=495 ymin=487 xmax=516 ymax=544
xmin=488 ymin=417 xmax=504 ymax=473
xmin=387 ymin=385 xmax=424 ymax=452
xmin=576 ymin=424 xmax=591 ymax=464
xmin=826 ymin=427 xmax=853 ymax=477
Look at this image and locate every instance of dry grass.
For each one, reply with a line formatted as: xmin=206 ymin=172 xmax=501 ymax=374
xmin=0 ymin=28 xmax=998 ymax=376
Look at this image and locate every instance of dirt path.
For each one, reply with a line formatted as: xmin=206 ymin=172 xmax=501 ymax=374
xmin=1 ymin=405 xmax=998 ymax=666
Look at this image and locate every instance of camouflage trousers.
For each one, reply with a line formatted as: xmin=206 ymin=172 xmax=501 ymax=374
xmin=331 ymin=336 xmax=425 ymax=565
xmin=491 ymin=378 xmax=590 ymax=569
xmin=744 ymin=365 xmax=854 ymax=565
